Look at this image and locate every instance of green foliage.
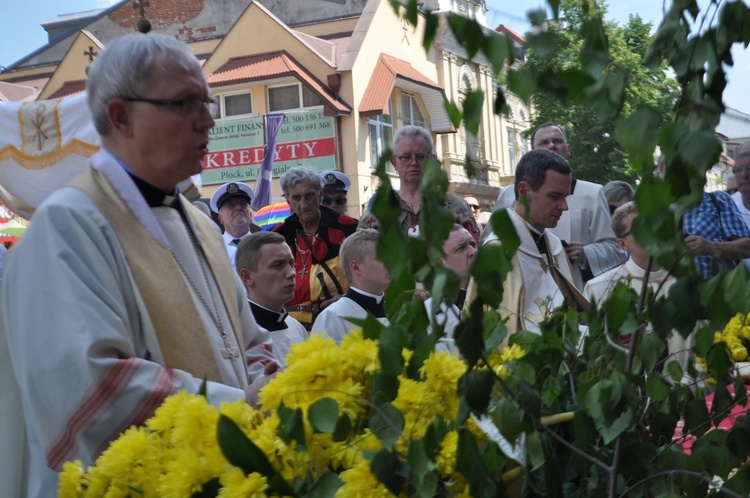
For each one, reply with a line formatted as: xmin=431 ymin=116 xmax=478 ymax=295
xmin=371 ymin=1 xmax=750 ymax=497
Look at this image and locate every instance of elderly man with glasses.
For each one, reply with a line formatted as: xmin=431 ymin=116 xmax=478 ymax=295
xmin=0 ymin=34 xmax=278 ymax=496
xmin=359 ymin=125 xmax=480 ymax=241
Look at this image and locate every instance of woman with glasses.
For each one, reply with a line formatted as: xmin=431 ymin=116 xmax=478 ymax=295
xmin=359 ymin=125 xmax=480 ymax=242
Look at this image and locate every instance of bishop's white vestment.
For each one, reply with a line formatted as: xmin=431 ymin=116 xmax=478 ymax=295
xmin=0 ymin=150 xmax=276 ymax=497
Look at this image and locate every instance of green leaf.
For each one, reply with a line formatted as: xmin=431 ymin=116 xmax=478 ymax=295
xmin=277 ymin=404 xmax=306 ymax=450
xmin=460 ymin=368 xmax=495 ymax=414
xmin=217 ymin=414 xmax=274 ymax=477
xmin=646 ymin=375 xmax=670 ymax=402
xmin=191 ymin=477 xmax=220 ymax=498
xmin=332 ymin=414 xmax=352 ymax=442
xmin=482 ymin=33 xmax=513 ymax=76
xmin=371 ymin=372 xmax=399 ymax=403
xmin=370 ymin=449 xmax=408 ymax=495
xmin=506 ymin=68 xmax=538 ymax=101
xmin=491 ymin=397 xmax=525 ymax=444
xmin=447 ymin=14 xmax=484 ymax=60
xmin=461 ymin=90 xmax=484 ymax=136
xmin=445 ymin=99 xmax=462 ymax=130
xmin=683 ymin=398 xmax=710 ymax=439
xmin=722 ymin=463 xmax=750 ymax=494
xmin=526 ymin=429 xmax=546 ymax=471
xmin=455 ymin=428 xmax=498 ymax=498
xmin=421 ymin=10 xmax=439 ymax=53
xmin=369 ymin=402 xmax=405 ymax=450
xmin=308 ymin=398 xmax=339 ymax=434
xmin=307 ymin=471 xmax=343 ymax=498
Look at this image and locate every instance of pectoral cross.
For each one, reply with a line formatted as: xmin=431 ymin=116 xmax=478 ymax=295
xmin=298 ymin=266 xmax=309 ymax=277
xmin=221 ymin=336 xmax=246 ymax=387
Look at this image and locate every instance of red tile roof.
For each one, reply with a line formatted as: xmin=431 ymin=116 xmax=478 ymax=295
xmin=207 ymin=51 xmax=350 ymax=115
xmin=359 ymin=53 xmax=452 ymax=133
xmin=47 ymin=80 xmax=86 ymax=99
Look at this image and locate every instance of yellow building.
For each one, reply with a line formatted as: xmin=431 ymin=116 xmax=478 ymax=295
xmin=0 ymin=0 xmax=531 ymax=215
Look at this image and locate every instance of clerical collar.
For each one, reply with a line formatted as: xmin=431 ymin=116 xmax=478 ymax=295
xmin=346 ymin=287 xmax=386 ymax=318
xmin=127 ymin=172 xmax=179 ymax=208
xmin=455 ymin=288 xmax=467 ymax=310
xmin=104 ymin=149 xmax=178 ymax=208
xmin=249 ymin=300 xmax=289 ymax=331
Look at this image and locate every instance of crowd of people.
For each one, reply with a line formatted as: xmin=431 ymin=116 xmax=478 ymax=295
xmin=1 ymin=33 xmax=747 ymax=497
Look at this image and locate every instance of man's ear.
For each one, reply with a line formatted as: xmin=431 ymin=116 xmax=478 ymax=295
xmin=349 ymin=259 xmax=360 ymax=278
xmin=517 ymin=181 xmax=531 ymax=197
xmin=238 ymin=267 xmax=253 ymax=288
xmin=616 ymin=238 xmax=629 ymax=252
xmin=107 ymin=99 xmax=134 ymax=138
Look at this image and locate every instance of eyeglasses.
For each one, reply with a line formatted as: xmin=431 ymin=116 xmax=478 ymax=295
xmin=619 ymin=230 xmax=632 ymax=238
xmin=732 ymin=166 xmax=750 ymax=175
xmin=396 ymin=154 xmax=428 ymax=164
xmin=122 ymin=96 xmax=216 ymax=119
xmin=467 ymin=204 xmax=480 ymax=210
xmin=322 ymin=196 xmax=347 ymax=206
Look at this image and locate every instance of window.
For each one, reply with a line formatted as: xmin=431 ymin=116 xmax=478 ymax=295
xmin=212 ymin=91 xmax=252 ymax=119
xmin=507 ymin=128 xmax=519 ymax=174
xmin=223 ymin=92 xmax=252 ymax=117
xmin=368 ymin=114 xmax=394 ymax=173
xmin=268 ymin=83 xmax=323 ymax=112
xmin=400 ymin=92 xmax=425 ymax=127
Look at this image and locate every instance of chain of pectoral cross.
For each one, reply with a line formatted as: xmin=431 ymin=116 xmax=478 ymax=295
xmin=295 ymin=236 xmax=313 ymax=277
xmin=173 ymin=214 xmax=245 ymax=386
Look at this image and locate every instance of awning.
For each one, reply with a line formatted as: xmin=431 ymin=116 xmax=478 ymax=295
xmin=359 ymin=53 xmax=453 ymax=133
xmin=207 ymin=51 xmax=351 ymax=117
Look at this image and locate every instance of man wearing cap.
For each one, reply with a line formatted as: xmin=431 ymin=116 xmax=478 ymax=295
xmin=210 ymin=181 xmax=262 ymax=268
xmin=320 ymin=170 xmax=352 ymax=217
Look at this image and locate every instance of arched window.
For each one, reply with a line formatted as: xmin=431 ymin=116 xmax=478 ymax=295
xmin=458 ymin=65 xmax=480 ymax=161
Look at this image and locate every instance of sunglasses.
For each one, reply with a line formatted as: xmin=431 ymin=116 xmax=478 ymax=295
xmin=322 ymin=196 xmax=347 ymax=206
xmin=467 ymin=204 xmax=480 ymax=210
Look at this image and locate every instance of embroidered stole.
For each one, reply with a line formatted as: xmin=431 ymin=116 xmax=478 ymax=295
xmin=71 ymin=167 xmax=244 ymax=383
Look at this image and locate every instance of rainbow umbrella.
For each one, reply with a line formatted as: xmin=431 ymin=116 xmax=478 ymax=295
xmin=254 ymin=201 xmax=291 ymax=231
xmin=0 ymin=218 xmax=28 ymax=240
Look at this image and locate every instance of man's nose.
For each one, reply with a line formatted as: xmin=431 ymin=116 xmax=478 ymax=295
xmin=560 ymin=198 xmax=569 ymax=211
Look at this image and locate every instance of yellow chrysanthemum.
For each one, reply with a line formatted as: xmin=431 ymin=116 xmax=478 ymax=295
xmin=338 ymin=460 xmax=395 ymax=498
xmin=393 ymin=378 xmax=444 ymax=445
xmin=217 ymin=468 xmax=268 ymax=498
xmin=58 ymin=460 xmax=87 ymax=498
xmin=435 ymin=431 xmax=459 ymax=477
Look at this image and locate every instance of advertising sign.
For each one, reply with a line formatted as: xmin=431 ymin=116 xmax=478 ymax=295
xmin=200 ymin=109 xmax=336 ymax=185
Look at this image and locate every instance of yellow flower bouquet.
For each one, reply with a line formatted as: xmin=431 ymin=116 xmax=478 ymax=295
xmin=58 ymin=331 xmax=524 ymax=497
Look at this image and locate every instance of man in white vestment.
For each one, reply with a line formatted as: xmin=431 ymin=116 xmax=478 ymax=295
xmin=483 ymin=149 xmax=587 ymax=338
xmin=425 ymin=224 xmax=477 ymax=354
xmin=312 ymin=229 xmax=390 ymax=343
xmin=237 ymin=231 xmax=308 ymax=366
xmin=584 ymin=202 xmax=693 ymax=380
xmin=494 ymin=123 xmax=625 ymax=289
xmin=210 ymin=181 xmax=261 ymax=268
xmin=0 ymin=34 xmax=279 ymax=497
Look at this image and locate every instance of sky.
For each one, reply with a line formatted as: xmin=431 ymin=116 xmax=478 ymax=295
xmin=1 ymin=0 xmax=748 ymax=114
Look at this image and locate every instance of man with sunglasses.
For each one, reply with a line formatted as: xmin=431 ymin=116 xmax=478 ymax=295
xmin=320 ymin=170 xmax=352 ymax=217
xmin=359 ymin=125 xmax=480 ymax=242
xmin=0 ymin=34 xmax=278 ymax=496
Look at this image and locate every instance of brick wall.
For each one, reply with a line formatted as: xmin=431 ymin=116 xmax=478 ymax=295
xmin=108 ymin=0 xmax=214 ymax=39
